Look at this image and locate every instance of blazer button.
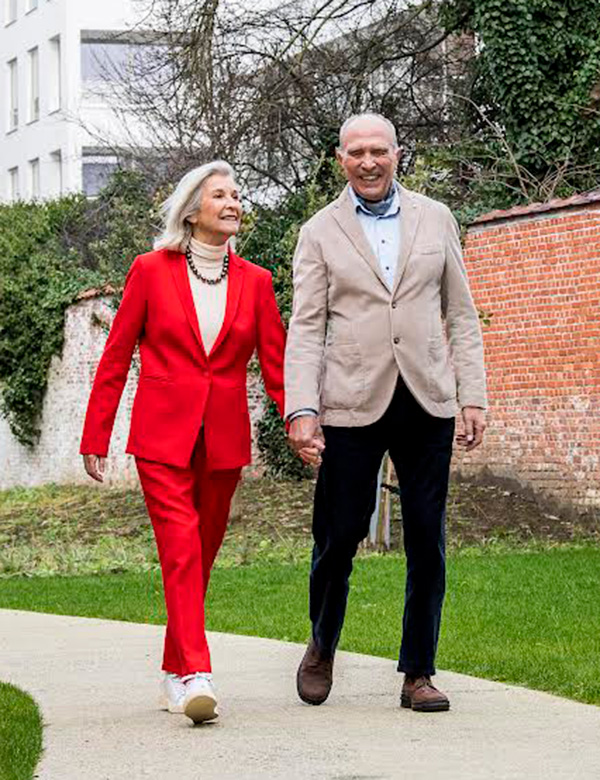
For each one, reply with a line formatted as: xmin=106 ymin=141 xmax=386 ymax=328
xmin=393 ymin=337 xmax=400 ymax=344
xmin=391 ymin=302 xmax=397 ymax=309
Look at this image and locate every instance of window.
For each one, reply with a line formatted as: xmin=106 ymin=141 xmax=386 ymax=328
xmin=5 ymin=0 xmax=17 ymax=25
xmin=48 ymin=36 xmax=61 ymax=112
xmin=8 ymin=167 xmax=19 ymax=200
xmin=26 ymin=0 xmax=39 ymax=11
xmin=49 ymin=150 xmax=62 ymax=196
xmin=7 ymin=58 xmax=18 ymax=130
xmin=82 ymin=154 xmax=119 ymax=197
xmin=81 ymin=42 xmax=131 ymax=83
xmin=27 ymin=47 xmax=39 ymax=123
xmin=29 ymin=158 xmax=40 ymax=199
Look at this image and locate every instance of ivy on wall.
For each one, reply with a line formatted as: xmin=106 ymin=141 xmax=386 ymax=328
xmin=440 ymin=0 xmax=600 ymax=197
xmin=0 ymin=172 xmax=157 ymax=447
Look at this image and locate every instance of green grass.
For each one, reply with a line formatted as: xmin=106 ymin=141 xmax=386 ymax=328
xmin=0 ymin=683 xmax=43 ymax=780
xmin=1 ymin=547 xmax=599 ymax=705
xmin=1 ymin=479 xmax=597 ymax=578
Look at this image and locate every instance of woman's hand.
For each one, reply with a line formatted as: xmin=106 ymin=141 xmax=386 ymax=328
xmin=83 ymin=454 xmax=106 ymax=483
xmin=298 ymin=439 xmax=325 ymax=468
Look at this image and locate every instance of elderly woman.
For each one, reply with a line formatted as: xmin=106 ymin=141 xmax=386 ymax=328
xmin=80 ymin=161 xmax=287 ymax=724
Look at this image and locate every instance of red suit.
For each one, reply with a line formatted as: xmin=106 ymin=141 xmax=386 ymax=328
xmin=81 ymin=247 xmax=286 ymax=675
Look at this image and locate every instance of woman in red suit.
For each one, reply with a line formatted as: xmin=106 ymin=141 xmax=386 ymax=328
xmin=80 ymin=161 xmax=288 ymax=724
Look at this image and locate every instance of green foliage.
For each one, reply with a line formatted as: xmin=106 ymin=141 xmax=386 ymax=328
xmin=239 ymin=159 xmax=343 ymax=479
xmin=402 ymin=141 xmax=528 ymax=227
xmin=439 ymin=0 xmax=600 ymax=200
xmin=0 ymin=171 xmax=156 ymax=447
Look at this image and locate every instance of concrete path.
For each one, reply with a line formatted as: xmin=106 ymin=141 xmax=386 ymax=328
xmin=1 ymin=610 xmax=600 ymax=780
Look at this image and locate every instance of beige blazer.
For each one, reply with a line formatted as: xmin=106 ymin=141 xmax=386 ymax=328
xmin=284 ymin=183 xmax=487 ymax=425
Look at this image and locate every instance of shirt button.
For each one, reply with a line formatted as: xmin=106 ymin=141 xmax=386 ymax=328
xmin=393 ymin=337 xmax=400 ymax=344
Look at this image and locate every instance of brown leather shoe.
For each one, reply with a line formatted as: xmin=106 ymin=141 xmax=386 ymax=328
xmin=296 ymin=640 xmax=334 ymax=705
xmin=401 ymin=675 xmax=450 ymax=712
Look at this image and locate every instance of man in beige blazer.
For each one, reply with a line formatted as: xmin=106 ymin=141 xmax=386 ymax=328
xmin=285 ymin=113 xmax=486 ymax=712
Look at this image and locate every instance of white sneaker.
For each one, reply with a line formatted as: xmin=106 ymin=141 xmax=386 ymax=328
xmin=182 ymin=673 xmax=218 ymax=723
xmin=159 ymin=673 xmax=186 ymax=714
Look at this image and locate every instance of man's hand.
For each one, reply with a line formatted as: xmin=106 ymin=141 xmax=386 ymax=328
xmin=83 ymin=454 xmax=106 ymax=483
xmin=456 ymin=407 xmax=486 ymax=452
xmin=289 ymin=415 xmax=325 ymax=466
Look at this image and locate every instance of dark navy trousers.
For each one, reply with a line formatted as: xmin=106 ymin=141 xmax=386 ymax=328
xmin=309 ymin=376 xmax=455 ymax=676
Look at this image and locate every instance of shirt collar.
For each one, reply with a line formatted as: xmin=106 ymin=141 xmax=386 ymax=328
xmin=349 ymin=182 xmax=401 ymax=218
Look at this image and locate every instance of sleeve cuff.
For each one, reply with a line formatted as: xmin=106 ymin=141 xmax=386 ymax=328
xmin=286 ymin=408 xmax=318 ymax=423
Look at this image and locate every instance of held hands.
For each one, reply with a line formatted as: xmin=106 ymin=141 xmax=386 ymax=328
xmin=83 ymin=454 xmax=106 ymax=483
xmin=288 ymin=415 xmax=325 ymax=467
xmin=456 ymin=406 xmax=486 ymax=452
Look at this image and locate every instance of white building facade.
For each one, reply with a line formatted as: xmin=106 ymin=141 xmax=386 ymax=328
xmin=0 ymin=0 xmax=148 ymax=201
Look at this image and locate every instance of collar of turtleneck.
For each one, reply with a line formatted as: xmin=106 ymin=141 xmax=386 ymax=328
xmin=189 ymin=236 xmax=227 ymax=265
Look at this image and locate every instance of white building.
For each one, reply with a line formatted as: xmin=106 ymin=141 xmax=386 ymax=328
xmin=0 ymin=0 xmax=149 ymax=201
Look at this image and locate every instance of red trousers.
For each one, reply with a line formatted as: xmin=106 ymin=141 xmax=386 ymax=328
xmin=136 ymin=436 xmax=241 ymax=676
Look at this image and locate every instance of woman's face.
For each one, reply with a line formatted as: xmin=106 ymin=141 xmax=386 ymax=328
xmin=188 ymin=174 xmax=242 ymax=244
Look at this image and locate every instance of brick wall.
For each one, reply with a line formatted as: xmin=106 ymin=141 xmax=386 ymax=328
xmin=457 ymin=193 xmax=600 ymax=511
xmin=0 ymin=295 xmax=266 ymax=489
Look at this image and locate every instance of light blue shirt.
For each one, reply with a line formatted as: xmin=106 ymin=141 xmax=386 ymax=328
xmin=349 ymin=184 xmax=401 ymax=290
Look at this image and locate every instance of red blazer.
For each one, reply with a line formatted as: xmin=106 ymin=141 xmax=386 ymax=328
xmin=80 ymin=247 xmax=286 ymax=470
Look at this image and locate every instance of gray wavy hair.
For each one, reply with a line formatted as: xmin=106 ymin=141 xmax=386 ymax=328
xmin=154 ymin=160 xmax=236 ymax=252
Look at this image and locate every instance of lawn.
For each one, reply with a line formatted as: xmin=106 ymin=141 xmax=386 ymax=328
xmin=1 ymin=477 xmax=598 ymax=578
xmin=0 ymin=683 xmax=43 ymax=780
xmin=0 ymin=478 xmax=598 ymax=780
xmin=1 ymin=547 xmax=599 ymax=705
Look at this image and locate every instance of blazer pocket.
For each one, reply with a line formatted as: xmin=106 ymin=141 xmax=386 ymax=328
xmin=414 ymin=243 xmax=443 ymax=255
xmin=321 ymin=344 xmax=365 ymax=410
xmin=141 ymin=374 xmax=173 ymax=384
xmin=427 ymin=336 xmax=456 ymax=402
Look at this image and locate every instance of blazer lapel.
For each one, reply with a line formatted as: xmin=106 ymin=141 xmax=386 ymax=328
xmin=168 ymin=250 xmax=208 ymax=360
xmin=208 ymin=250 xmax=245 ymax=356
xmin=332 ymin=186 xmax=389 ymax=291
xmin=392 ymin=186 xmax=422 ymax=298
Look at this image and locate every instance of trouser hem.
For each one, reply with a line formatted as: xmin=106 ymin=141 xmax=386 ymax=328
xmin=397 ymin=663 xmax=436 ymax=676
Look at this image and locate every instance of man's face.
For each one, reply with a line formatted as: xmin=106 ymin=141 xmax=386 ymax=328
xmin=336 ymin=119 xmax=401 ymax=201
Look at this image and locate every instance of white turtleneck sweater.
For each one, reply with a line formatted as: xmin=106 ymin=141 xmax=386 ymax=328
xmin=186 ymin=236 xmax=229 ymax=355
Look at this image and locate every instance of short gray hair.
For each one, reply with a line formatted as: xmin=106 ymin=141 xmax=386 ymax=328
xmin=338 ymin=113 xmax=398 ymax=151
xmin=154 ymin=160 xmax=236 ymax=252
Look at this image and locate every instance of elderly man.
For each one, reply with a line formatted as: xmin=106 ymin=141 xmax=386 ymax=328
xmin=285 ymin=113 xmax=486 ymax=712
